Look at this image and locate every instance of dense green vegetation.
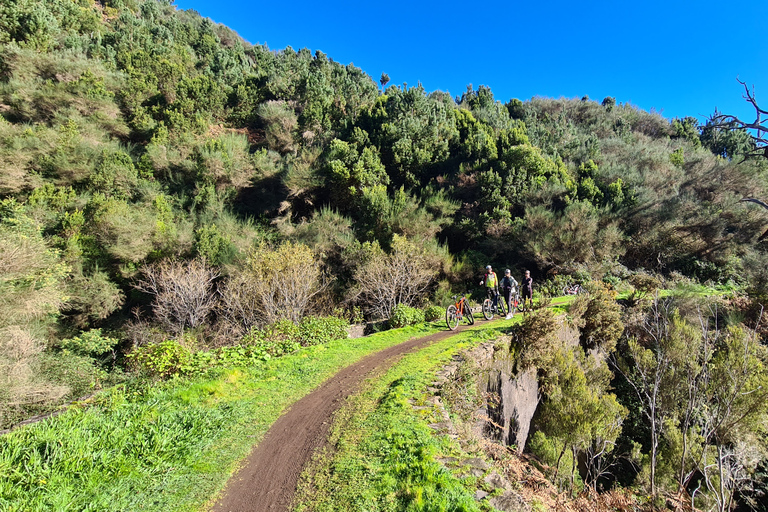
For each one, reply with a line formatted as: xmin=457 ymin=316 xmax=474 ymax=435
xmin=0 ymin=322 xmax=444 ymax=511
xmin=1 ymin=0 xmax=767 ymax=509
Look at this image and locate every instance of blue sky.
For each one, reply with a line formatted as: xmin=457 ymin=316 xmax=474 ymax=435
xmin=173 ymin=0 xmax=768 ymax=124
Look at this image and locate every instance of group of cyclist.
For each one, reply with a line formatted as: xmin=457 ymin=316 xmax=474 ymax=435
xmin=480 ymin=265 xmax=533 ymax=318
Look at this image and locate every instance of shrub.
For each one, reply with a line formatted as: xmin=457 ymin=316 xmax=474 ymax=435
xmin=297 ymin=315 xmax=348 ymax=346
xmin=134 ymin=258 xmax=220 ymax=334
xmin=218 ymin=241 xmax=325 ymax=332
xmin=627 ymin=271 xmax=661 ymax=305
xmin=36 ymin=350 xmax=108 ymax=399
xmin=513 ymin=307 xmax=560 ymax=368
xmin=578 ymin=281 xmax=623 ymax=353
xmin=349 ymin=235 xmax=438 ymax=320
xmin=63 ymin=269 xmax=125 ymax=328
xmin=423 ymin=304 xmax=444 ymax=322
xmin=127 ymin=339 xmax=192 ymax=380
xmin=0 ymin=326 xmax=69 ymax=429
xmin=59 ymin=329 xmax=119 ymax=357
xmin=538 ymin=274 xmax=571 ymax=297
xmin=389 ymin=303 xmax=425 ymax=328
xmin=240 ymin=320 xmax=301 ymax=357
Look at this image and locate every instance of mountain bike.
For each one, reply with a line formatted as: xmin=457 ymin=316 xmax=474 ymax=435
xmin=482 ymin=290 xmax=507 ymax=320
xmin=446 ymin=293 xmax=474 ymax=331
xmin=563 ymin=283 xmax=583 ymax=295
xmin=507 ymin=289 xmax=520 ymax=317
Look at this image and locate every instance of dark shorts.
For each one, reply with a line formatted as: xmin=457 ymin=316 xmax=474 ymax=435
xmin=522 ymin=288 xmax=532 ymax=299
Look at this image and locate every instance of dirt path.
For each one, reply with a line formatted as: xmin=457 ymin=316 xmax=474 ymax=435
xmin=210 ymin=324 xmax=473 ymax=512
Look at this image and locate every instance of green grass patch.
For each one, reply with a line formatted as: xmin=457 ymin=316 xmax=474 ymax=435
xmin=294 ymin=325 xmax=506 ymax=512
xmin=0 ymin=323 xmax=445 ymax=512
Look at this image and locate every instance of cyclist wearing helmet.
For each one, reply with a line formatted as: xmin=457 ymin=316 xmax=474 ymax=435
xmin=480 ymin=265 xmax=499 ymax=308
xmin=501 ymin=269 xmax=518 ymax=319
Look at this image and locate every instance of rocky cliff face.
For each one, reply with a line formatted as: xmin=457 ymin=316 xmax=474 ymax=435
xmin=485 ymin=365 xmax=539 ymax=452
xmin=457 ymin=338 xmax=540 ymax=453
xmin=451 ymin=319 xmax=581 ymax=454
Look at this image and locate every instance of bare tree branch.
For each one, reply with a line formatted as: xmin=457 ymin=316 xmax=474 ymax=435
xmin=709 ymin=79 xmax=768 ymax=160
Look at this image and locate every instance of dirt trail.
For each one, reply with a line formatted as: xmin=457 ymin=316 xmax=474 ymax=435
xmin=210 ymin=324 xmax=472 ymax=512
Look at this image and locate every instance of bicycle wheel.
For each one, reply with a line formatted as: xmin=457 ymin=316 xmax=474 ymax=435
xmin=482 ymin=299 xmax=493 ymax=320
xmin=497 ymin=296 xmax=506 ymax=317
xmin=509 ymin=293 xmax=519 ymax=317
xmin=466 ymin=307 xmax=475 ymax=325
xmin=446 ymin=305 xmax=459 ymax=331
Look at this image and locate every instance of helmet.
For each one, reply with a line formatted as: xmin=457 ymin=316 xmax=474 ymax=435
xmin=505 ymin=269 xmax=511 ymax=274
xmin=486 ymin=265 xmax=492 ymax=270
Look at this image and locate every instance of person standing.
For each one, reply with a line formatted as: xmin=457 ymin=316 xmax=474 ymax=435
xmin=480 ymin=265 xmax=499 ymax=309
xmin=501 ymin=269 xmax=518 ymax=319
xmin=521 ymin=270 xmax=533 ymax=311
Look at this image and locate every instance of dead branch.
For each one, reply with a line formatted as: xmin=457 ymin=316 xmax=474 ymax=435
xmin=709 ymin=79 xmax=768 ymax=160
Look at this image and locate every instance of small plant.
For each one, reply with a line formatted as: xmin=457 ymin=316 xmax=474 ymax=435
xmin=297 ymin=315 xmax=348 ymax=346
xmin=127 ymin=339 xmax=192 ymax=379
xmin=59 ymin=329 xmax=119 ymax=358
xmin=626 ymin=272 xmax=661 ymax=306
xmin=389 ymin=303 xmax=425 ymax=328
xmin=423 ymin=304 xmax=444 ymax=322
xmin=240 ymin=320 xmax=300 ymax=358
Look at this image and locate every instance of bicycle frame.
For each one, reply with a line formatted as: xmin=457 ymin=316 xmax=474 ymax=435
xmin=446 ymin=293 xmax=474 ymax=330
xmin=455 ymin=295 xmax=468 ymax=316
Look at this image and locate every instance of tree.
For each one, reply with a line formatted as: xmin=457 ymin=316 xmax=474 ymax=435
xmin=617 ymin=299 xmax=768 ymax=508
xmin=135 ymin=258 xmax=219 ymax=334
xmin=348 ymin=235 xmax=438 ymax=319
xmin=707 ymin=79 xmax=766 ymax=160
xmin=538 ymin=346 xmax=627 ymax=491
xmin=698 ymin=325 xmax=768 ymax=512
xmin=614 ymin=300 xmax=690 ymax=499
xmin=218 ymin=241 xmax=326 ymax=331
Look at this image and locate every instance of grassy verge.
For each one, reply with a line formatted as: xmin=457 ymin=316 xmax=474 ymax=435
xmin=293 ymin=323 xmax=511 ymax=512
xmin=0 ymin=323 xmax=448 ymax=512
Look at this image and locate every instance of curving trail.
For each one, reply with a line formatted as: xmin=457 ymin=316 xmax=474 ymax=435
xmin=210 ymin=325 xmax=472 ymax=512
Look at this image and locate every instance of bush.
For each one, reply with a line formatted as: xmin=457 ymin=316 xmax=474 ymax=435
xmin=59 ymin=329 xmax=119 ymax=357
xmin=297 ymin=315 xmax=348 ymax=346
xmin=218 ymin=241 xmax=325 ymax=331
xmin=423 ymin=305 xmax=444 ymax=322
xmin=578 ymin=281 xmax=623 ymax=353
xmin=239 ymin=319 xmax=300 ymax=356
xmin=134 ymin=258 xmax=220 ymax=334
xmin=512 ymin=307 xmax=560 ymax=368
xmin=127 ymin=339 xmax=192 ymax=380
xmin=389 ymin=303 xmax=425 ymax=328
xmin=627 ymin=271 xmax=662 ymax=305
xmin=538 ymin=274 xmax=572 ymax=297
xmin=349 ymin=235 xmax=439 ymax=320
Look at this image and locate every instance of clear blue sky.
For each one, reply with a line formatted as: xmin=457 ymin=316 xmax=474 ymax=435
xmin=173 ymin=0 xmax=768 ymax=124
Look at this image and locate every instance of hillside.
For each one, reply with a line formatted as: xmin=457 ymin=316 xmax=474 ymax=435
xmin=1 ymin=0 xmax=768 ymax=510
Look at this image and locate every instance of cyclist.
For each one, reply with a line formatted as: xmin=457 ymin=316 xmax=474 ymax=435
xmin=480 ymin=265 xmax=499 ymax=309
xmin=501 ymin=269 xmax=518 ymax=319
xmin=521 ymin=270 xmax=533 ymax=311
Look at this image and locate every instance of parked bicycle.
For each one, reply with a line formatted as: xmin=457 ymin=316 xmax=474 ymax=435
xmin=482 ymin=291 xmax=507 ymax=320
xmin=563 ymin=283 xmax=583 ymax=296
xmin=446 ymin=293 xmax=474 ymax=331
xmin=508 ymin=289 xmax=520 ymax=317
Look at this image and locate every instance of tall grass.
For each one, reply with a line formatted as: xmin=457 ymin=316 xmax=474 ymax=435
xmin=0 ymin=323 xmax=444 ymax=511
